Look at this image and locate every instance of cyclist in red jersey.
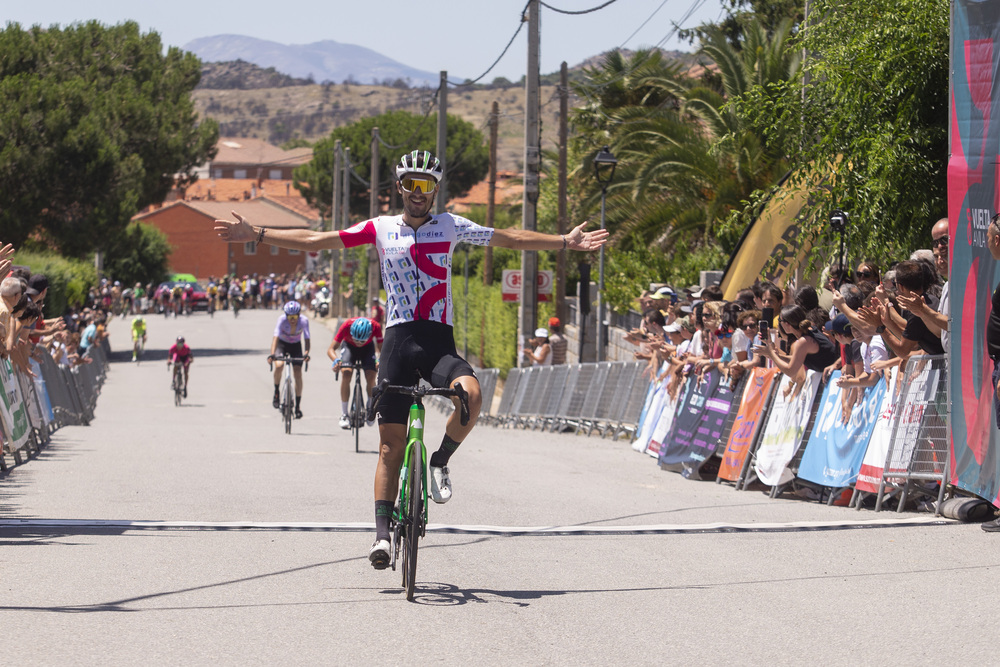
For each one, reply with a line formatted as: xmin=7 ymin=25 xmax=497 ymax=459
xmin=329 ymin=316 xmax=383 ymax=429
xmin=214 ymin=150 xmax=608 ymax=569
xmin=168 ymin=335 xmax=193 ymax=397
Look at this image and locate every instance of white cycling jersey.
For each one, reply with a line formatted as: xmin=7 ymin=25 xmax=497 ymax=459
xmin=341 ymin=213 xmax=494 ymax=328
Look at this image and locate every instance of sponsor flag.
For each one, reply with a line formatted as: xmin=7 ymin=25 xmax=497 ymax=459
xmin=855 ymin=371 xmax=900 ymax=494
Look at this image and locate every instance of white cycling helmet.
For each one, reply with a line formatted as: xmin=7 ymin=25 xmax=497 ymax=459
xmin=395 ymin=150 xmax=443 ymax=182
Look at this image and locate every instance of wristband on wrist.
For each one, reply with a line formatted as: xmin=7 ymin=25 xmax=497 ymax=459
xmin=561 ymin=235 xmax=568 ymax=250
xmin=256 ymin=226 xmax=266 ymax=244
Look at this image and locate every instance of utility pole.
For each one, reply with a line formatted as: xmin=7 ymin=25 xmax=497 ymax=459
xmin=557 ymin=61 xmax=568 ymax=325
xmin=436 ymin=71 xmax=448 ymax=215
xmin=330 ymin=139 xmax=342 ymax=315
xmin=484 ymin=100 xmax=498 ymax=287
xmin=519 ymin=0 xmax=541 ymax=367
xmin=368 ymin=127 xmax=381 ymax=309
xmin=340 ymin=146 xmax=351 ymax=317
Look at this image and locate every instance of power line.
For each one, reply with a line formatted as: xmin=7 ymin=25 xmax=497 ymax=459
xmin=619 ymin=0 xmax=671 ymax=49
xmin=447 ymin=2 xmax=530 ymax=87
xmin=541 ymin=0 xmax=621 ymax=15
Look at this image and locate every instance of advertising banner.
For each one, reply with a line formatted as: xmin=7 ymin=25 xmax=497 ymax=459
xmin=797 ymin=372 xmax=887 ymax=489
xmin=855 ymin=371 xmax=900 ymax=494
xmin=658 ymin=370 xmax=736 ymax=466
xmin=633 ymin=364 xmax=669 ymax=454
xmin=754 ymin=371 xmax=821 ymax=486
xmin=950 ymin=0 xmax=1000 ymax=503
xmin=718 ymin=367 xmax=780 ymax=482
xmin=887 ymin=360 xmax=943 ymax=479
xmin=0 ymin=359 xmax=30 ymax=451
xmin=647 ymin=389 xmax=680 ymax=459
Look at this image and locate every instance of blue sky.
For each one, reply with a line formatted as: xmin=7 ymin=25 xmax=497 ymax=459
xmin=7 ymin=0 xmax=727 ymax=82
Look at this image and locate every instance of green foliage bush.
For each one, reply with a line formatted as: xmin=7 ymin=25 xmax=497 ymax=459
xmin=13 ymin=251 xmax=97 ymax=318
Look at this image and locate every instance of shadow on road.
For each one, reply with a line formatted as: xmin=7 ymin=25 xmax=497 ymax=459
xmin=108 ymin=348 xmax=268 ymax=364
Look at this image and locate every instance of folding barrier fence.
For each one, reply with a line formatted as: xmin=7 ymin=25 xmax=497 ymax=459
xmin=0 ymin=342 xmax=109 ymax=471
xmin=493 ymin=361 xmax=649 ymax=439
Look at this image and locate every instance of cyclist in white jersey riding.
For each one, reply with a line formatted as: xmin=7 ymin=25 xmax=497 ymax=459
xmin=214 ymin=150 xmax=608 ymax=569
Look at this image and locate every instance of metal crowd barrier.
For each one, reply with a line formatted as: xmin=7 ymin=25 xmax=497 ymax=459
xmin=494 ymin=361 xmax=649 ymax=439
xmin=425 ymin=367 xmax=501 ymax=424
xmin=0 ymin=343 xmax=109 ymax=471
xmin=872 ymin=354 xmax=949 ymax=513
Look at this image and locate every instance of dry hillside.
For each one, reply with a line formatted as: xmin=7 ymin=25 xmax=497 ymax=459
xmin=192 ymin=83 xmax=573 ymax=172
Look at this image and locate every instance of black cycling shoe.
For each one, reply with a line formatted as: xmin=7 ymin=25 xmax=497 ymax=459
xmin=183 ymin=387 xmax=187 ymax=398
xmin=295 ymin=408 xmax=303 ymax=419
xmin=272 ymin=394 xmax=280 ymax=409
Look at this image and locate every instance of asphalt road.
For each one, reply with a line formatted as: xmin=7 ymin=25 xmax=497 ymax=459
xmin=0 ymin=308 xmax=997 ymax=666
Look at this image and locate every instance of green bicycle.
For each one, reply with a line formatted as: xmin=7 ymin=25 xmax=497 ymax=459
xmin=367 ymin=378 xmax=470 ymax=601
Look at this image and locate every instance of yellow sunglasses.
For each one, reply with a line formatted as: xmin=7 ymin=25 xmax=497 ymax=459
xmin=400 ymin=177 xmax=437 ymax=194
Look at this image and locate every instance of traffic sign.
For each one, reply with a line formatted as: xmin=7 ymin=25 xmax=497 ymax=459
xmin=501 ymin=269 xmax=554 ymax=302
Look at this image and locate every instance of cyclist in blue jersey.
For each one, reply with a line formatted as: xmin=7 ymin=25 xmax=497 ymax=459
xmin=269 ymin=300 xmax=311 ymax=419
xmin=215 ymin=150 xmax=608 ymax=569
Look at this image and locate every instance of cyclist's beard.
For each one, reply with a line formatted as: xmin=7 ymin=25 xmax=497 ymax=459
xmin=402 ymin=192 xmax=436 ymax=222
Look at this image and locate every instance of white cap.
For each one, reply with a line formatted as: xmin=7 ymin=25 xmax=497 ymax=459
xmin=664 ymin=322 xmax=682 ymax=333
xmin=534 ymin=328 xmax=549 ymax=338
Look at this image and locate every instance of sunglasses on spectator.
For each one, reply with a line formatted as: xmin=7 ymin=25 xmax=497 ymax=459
xmin=400 ymin=177 xmax=438 ymax=194
xmin=716 ymin=332 xmax=732 ymax=339
xmin=857 ymin=270 xmax=875 ymax=279
xmin=932 ymin=236 xmax=949 ymax=248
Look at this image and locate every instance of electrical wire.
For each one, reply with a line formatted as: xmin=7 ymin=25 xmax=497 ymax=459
xmin=540 ymin=0 xmax=620 ymax=15
xmin=447 ymin=2 xmax=530 ymax=87
xmin=619 ymin=0 xmax=671 ymax=49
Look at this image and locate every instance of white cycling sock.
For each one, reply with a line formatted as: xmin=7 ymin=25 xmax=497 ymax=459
xmin=341 ymin=401 xmax=349 ymax=415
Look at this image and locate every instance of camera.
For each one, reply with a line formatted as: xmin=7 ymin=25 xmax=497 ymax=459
xmin=829 ymin=208 xmax=849 ymax=233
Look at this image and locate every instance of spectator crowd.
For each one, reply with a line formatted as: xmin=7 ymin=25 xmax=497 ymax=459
xmin=621 ymin=217 xmax=950 ymax=423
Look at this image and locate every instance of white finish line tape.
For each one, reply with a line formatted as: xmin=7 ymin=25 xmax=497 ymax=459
xmin=0 ymin=516 xmax=955 ymax=535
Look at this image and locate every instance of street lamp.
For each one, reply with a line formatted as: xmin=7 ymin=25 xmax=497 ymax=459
xmin=593 ymin=145 xmax=617 ymax=362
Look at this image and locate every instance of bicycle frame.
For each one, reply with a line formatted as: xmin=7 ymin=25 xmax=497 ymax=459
xmin=397 ymin=400 xmax=429 ymax=537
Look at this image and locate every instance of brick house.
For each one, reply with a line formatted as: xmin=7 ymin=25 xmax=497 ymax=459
xmin=209 ymin=137 xmax=312 ymax=180
xmin=133 ymin=198 xmax=315 ymax=279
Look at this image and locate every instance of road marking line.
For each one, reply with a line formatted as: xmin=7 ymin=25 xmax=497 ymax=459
xmin=0 ymin=516 xmax=955 ymax=535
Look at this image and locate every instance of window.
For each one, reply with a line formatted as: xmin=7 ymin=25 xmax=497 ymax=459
xmin=270 ymin=245 xmax=279 ymax=256
xmin=288 ymin=248 xmax=301 ymax=255
xmin=269 ymin=169 xmax=283 ymax=180
xmin=244 ymin=242 xmax=257 ymax=256
xmin=213 ymin=168 xmax=223 ymax=179
xmin=234 ymin=169 xmax=247 ymax=179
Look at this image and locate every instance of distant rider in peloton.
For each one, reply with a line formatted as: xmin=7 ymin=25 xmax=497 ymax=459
xmin=270 ymin=300 xmax=311 ymax=419
xmin=329 ymin=316 xmax=382 ymax=430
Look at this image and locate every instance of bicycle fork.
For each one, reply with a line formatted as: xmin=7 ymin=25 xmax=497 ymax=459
xmin=397 ymin=402 xmax=428 ymax=539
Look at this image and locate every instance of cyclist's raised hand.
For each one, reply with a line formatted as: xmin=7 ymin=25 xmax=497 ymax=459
xmin=565 ymin=222 xmax=610 ymax=251
xmin=213 ymin=211 xmax=256 ymax=243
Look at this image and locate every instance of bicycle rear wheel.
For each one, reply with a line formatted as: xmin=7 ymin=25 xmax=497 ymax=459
xmin=401 ymin=446 xmax=423 ymax=601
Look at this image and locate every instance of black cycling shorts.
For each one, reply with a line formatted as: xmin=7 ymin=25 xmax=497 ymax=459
xmin=376 ymin=321 xmax=476 ymax=424
xmin=276 ymin=339 xmax=306 ymax=366
xmin=339 ymin=340 xmax=377 ymax=372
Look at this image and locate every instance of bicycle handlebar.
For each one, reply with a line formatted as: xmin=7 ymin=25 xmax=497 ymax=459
xmin=269 ymin=354 xmax=309 ymax=372
xmin=366 ymin=379 xmax=470 ymax=427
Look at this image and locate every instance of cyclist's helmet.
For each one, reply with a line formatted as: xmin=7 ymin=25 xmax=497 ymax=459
xmin=176 ymin=335 xmax=185 ymax=344
xmin=283 ymin=300 xmax=302 ymax=316
xmin=395 ymin=150 xmax=443 ymax=182
xmin=349 ymin=318 xmax=373 ymax=345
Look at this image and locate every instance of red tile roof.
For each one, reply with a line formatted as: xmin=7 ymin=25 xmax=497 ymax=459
xmin=134 ymin=198 xmax=314 ymax=229
xmin=212 ymin=137 xmax=312 ymax=167
xmin=449 ymin=170 xmax=522 ymax=213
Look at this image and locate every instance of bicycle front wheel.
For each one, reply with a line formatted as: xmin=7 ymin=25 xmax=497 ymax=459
xmin=402 ymin=447 xmax=423 ymax=601
xmin=282 ymin=378 xmax=293 ymax=434
xmin=351 ymin=377 xmax=364 ymax=453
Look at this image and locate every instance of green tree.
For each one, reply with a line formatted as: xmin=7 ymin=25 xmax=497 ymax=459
xmin=103 ymin=222 xmax=172 ymax=288
xmin=0 ymin=21 xmax=218 ymax=256
xmin=293 ymin=110 xmax=489 ymax=221
xmin=731 ymin=0 xmax=949 ymax=264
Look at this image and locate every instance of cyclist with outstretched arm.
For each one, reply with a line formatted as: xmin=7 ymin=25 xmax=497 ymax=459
xmin=215 ymin=150 xmax=608 ymax=570
xmin=329 ymin=316 xmax=382 ymax=430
